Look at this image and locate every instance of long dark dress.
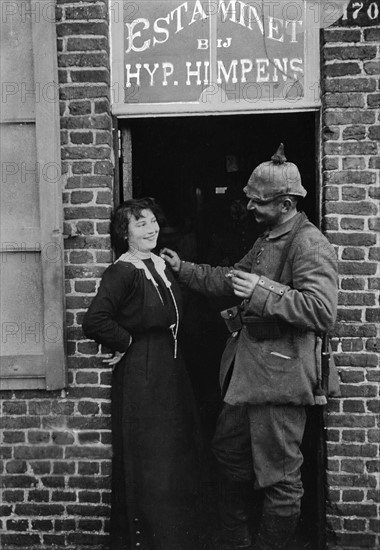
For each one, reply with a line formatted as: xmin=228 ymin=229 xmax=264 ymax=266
xmin=82 ymin=256 xmax=205 ymax=550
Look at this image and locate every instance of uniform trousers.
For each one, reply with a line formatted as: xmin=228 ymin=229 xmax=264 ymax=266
xmin=213 ymin=403 xmax=307 ymax=517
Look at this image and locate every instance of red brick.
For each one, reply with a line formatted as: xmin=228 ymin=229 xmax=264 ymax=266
xmin=335 ymin=353 xmax=378 ymax=368
xmin=70 ymin=131 xmax=94 ymax=145
xmin=341 ymin=247 xmax=366 ymax=261
xmin=364 ymin=27 xmax=380 ymax=41
xmin=368 ymin=125 xmax=380 ymax=140
xmin=364 ymin=60 xmax=380 ymax=75
xmin=340 ymin=384 xmax=378 ymax=398
xmin=342 ymin=126 xmax=366 ymax=140
xmin=64 ymin=206 xmax=112 ymax=220
xmin=56 ymin=22 xmax=108 ymax=37
xmin=367 ymin=93 xmax=380 ymax=108
xmin=324 ymin=142 xmax=377 ymax=156
xmin=325 ymin=62 xmax=361 ymax=77
xmin=65 ymin=4 xmax=107 ymax=20
xmin=60 ymin=113 xmax=112 ymax=130
xmin=368 ymin=218 xmax=380 ymax=231
xmin=326 ymin=202 xmax=378 ymax=215
xmin=323 ymin=29 xmax=361 ymax=42
xmin=70 ymin=191 xmax=94 ymax=205
xmin=341 ymin=186 xmax=367 ymax=200
xmin=72 ymin=162 xmax=92 ymax=174
xmin=342 ymin=157 xmax=366 ymax=170
xmin=323 ymin=158 xmax=339 ymax=172
xmin=1 ymin=535 xmax=41 ymax=546
xmin=67 ymin=37 xmax=108 ymax=52
xmin=340 ymin=277 xmax=365 ymax=290
xmin=339 ymin=218 xmax=364 ymax=230
xmin=323 ymin=93 xmax=365 ymax=108
xmin=324 ymin=78 xmax=376 ymax=93
xmin=342 ymin=489 xmax=365 ymax=501
xmin=60 ymin=85 xmax=110 ymax=101
xmin=322 ymin=126 xmax=340 ymax=141
xmin=338 ymin=292 xmax=374 ymax=305
xmin=31 ymin=519 xmax=54 ymax=531
xmin=62 ymin=146 xmax=110 ymax=160
xmin=325 ymin=110 xmax=375 ymax=125
xmin=70 ymin=69 xmax=110 ymax=84
xmin=366 ymin=309 xmax=380 ymax=322
xmin=342 ymin=401 xmax=365 ymax=413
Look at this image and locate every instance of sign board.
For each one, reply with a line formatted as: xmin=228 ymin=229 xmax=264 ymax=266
xmin=110 ymin=0 xmax=321 ymax=116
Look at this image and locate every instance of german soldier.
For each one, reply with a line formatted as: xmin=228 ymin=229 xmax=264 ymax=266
xmin=161 ymin=144 xmax=340 ymax=550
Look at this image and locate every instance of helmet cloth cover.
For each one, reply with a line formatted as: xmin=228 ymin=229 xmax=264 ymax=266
xmin=244 ymin=144 xmax=307 ymax=203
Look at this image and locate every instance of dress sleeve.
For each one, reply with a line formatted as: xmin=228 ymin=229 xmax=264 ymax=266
xmin=82 ymin=264 xmax=133 ymax=352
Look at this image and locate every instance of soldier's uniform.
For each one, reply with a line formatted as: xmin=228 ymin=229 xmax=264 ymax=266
xmin=177 ymin=145 xmax=340 ymax=550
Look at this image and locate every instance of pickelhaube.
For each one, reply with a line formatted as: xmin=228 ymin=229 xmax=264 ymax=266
xmin=243 ymin=144 xmax=307 ymax=203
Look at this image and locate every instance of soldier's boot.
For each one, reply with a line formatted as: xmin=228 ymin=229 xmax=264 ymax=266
xmin=254 ymin=512 xmax=299 ymax=550
xmin=214 ymin=478 xmax=252 ymax=550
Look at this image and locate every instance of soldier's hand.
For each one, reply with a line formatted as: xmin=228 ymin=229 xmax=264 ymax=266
xmin=160 ymin=248 xmax=181 ymax=272
xmin=230 ymin=270 xmax=259 ymax=298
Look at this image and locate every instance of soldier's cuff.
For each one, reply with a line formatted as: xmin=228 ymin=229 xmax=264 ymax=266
xmin=247 ymin=276 xmax=288 ymax=316
xmin=177 ymin=260 xmax=195 ymax=283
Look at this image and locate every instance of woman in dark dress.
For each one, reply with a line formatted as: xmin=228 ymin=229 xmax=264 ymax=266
xmin=82 ymin=198 xmax=205 ymax=550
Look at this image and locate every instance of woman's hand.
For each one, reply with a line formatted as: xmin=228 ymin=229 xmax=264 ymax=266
xmin=103 ymin=351 xmax=125 ymax=368
xmin=229 ymin=270 xmax=259 ymax=298
xmin=160 ymin=248 xmax=181 ymax=272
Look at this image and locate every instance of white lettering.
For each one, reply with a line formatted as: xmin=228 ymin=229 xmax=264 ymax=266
xmin=240 ymin=58 xmax=253 ymax=82
xmin=143 ymin=63 xmax=160 ymax=86
xmin=217 ymin=60 xmax=238 ymax=84
xmin=125 ymin=19 xmax=150 ymax=53
xmin=186 ymin=61 xmax=203 ymax=85
xmin=189 ymin=0 xmax=208 ymax=24
xmin=285 ymin=19 xmax=302 ymax=43
xmin=198 ymin=38 xmax=209 ymax=49
xmin=272 ymin=58 xmax=288 ymax=82
xmin=162 ymin=62 xmax=174 ymax=85
xmin=246 ymin=4 xmax=263 ymax=34
xmin=257 ymin=59 xmax=270 ymax=82
xmin=290 ymin=58 xmax=303 ymax=79
xmin=268 ymin=16 xmax=283 ymax=42
xmin=170 ymin=2 xmax=188 ymax=33
xmin=217 ymin=37 xmax=232 ymax=48
xmin=125 ymin=64 xmax=142 ymax=87
xmin=218 ymin=0 xmax=237 ymax=22
xmin=153 ymin=15 xmax=170 ymax=46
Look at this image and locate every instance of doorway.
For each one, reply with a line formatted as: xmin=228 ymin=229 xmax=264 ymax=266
xmin=119 ymin=112 xmax=326 ymax=550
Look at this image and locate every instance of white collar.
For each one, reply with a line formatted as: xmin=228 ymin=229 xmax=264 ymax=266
xmin=116 ymin=251 xmax=171 ymax=288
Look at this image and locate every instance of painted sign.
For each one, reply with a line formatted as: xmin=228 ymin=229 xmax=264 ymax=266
xmin=110 ymin=0 xmax=335 ymax=115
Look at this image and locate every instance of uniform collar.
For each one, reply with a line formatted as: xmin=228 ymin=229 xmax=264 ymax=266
xmin=265 ymin=211 xmax=302 ymax=240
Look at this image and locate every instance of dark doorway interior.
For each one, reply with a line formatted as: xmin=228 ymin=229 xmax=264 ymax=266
xmin=123 ymin=112 xmax=324 ymax=550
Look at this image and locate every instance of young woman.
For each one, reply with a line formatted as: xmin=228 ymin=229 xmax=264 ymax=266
xmin=82 ymin=198 xmax=205 ymax=550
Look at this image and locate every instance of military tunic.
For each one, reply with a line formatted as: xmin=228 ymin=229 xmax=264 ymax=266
xmin=178 ymin=212 xmax=340 ymax=405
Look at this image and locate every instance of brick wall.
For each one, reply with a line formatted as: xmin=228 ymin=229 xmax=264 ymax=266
xmin=321 ymin=18 xmax=380 ymax=550
xmin=1 ymin=1 xmax=114 ymax=549
xmin=1 ymin=3 xmax=379 ymax=550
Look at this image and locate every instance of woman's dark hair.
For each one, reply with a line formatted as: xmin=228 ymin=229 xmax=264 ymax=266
xmin=111 ymin=197 xmax=162 ymax=256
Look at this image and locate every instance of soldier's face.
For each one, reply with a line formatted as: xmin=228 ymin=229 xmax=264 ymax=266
xmin=246 ymin=196 xmax=283 ymax=227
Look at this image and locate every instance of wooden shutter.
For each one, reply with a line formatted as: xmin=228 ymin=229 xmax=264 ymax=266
xmin=0 ymin=0 xmax=66 ymax=390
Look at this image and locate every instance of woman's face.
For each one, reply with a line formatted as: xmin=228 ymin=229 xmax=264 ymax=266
xmin=127 ymin=209 xmax=159 ymax=253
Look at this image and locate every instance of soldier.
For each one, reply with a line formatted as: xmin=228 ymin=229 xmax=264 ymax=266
xmin=161 ymin=144 xmax=340 ymax=550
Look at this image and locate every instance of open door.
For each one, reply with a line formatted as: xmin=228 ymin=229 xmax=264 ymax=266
xmin=120 ymin=112 xmax=326 ymax=549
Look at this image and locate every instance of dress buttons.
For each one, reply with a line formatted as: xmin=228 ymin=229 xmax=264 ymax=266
xmin=134 ymin=518 xmax=139 ymax=523
xmin=136 ymin=543 xmax=141 ymax=547
xmin=256 ymin=260 xmax=260 ymax=264
xmin=136 ymin=531 xmax=141 ymax=535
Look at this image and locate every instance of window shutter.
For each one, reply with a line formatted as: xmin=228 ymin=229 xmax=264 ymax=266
xmin=0 ymin=0 xmax=66 ymax=390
